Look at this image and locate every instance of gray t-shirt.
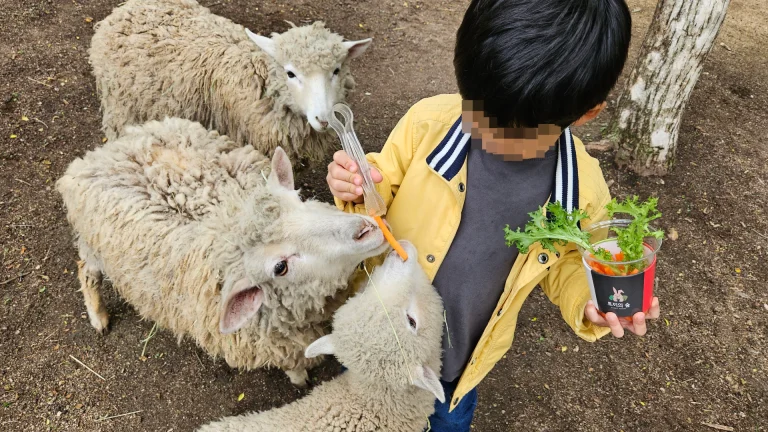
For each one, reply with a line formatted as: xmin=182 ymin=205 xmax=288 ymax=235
xmin=432 ymin=140 xmax=557 ymax=382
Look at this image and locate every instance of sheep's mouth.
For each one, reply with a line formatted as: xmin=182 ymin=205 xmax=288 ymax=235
xmin=355 ymin=225 xmax=374 ymax=241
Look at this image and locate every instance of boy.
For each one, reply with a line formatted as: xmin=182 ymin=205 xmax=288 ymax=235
xmin=327 ymin=0 xmax=660 ymax=430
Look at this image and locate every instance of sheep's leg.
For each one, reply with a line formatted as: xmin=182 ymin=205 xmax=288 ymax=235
xmin=285 ymin=368 xmax=308 ymax=388
xmin=77 ymin=259 xmax=109 ymax=335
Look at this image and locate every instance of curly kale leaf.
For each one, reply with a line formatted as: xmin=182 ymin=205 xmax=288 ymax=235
xmin=504 ymin=202 xmax=594 ymax=255
xmin=606 ymin=195 xmax=665 ymax=262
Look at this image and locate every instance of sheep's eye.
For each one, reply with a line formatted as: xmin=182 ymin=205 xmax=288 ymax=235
xmin=286 ymin=71 xmax=296 ymax=79
xmin=274 ymin=260 xmax=288 ymax=276
xmin=333 ymin=68 xmax=340 ymax=75
xmin=407 ymin=314 xmax=417 ymax=329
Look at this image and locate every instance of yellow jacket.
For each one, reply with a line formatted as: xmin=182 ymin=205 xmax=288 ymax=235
xmin=335 ymin=94 xmax=611 ymax=411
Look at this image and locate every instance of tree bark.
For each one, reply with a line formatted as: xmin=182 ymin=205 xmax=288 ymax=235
xmin=609 ymin=0 xmax=731 ymax=176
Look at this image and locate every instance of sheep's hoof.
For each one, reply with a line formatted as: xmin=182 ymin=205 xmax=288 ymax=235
xmin=285 ymin=369 xmax=309 ymax=388
xmin=89 ymin=311 xmax=110 ymax=335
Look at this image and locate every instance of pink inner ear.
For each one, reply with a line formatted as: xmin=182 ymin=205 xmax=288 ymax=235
xmin=220 ymin=286 xmax=264 ymax=334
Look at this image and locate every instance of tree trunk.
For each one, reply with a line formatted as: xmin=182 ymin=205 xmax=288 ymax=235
xmin=609 ymin=0 xmax=731 ymax=176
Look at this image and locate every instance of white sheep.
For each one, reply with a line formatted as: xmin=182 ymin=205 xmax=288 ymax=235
xmin=56 ymin=117 xmax=389 ymax=386
xmin=197 ymin=241 xmax=446 ymax=432
xmin=88 ymin=0 xmax=372 ymax=161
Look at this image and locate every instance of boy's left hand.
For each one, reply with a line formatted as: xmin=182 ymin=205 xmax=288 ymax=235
xmin=584 ymin=297 xmax=660 ymax=338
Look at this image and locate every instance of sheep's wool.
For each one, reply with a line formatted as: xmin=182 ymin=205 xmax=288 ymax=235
xmin=89 ymin=0 xmax=357 ymax=161
xmin=197 ymin=244 xmax=446 ymax=432
xmin=56 ymin=118 xmax=360 ymax=379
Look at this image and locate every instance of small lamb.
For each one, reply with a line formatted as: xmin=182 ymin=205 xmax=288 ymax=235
xmin=89 ymin=0 xmax=372 ymax=161
xmin=197 ymin=241 xmax=446 ymax=432
xmin=56 ymin=117 xmax=389 ymax=386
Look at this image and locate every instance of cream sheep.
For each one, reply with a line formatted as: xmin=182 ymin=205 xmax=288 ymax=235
xmin=197 ymin=241 xmax=446 ymax=432
xmin=56 ymin=117 xmax=389 ymax=386
xmin=88 ymin=0 xmax=372 ymax=161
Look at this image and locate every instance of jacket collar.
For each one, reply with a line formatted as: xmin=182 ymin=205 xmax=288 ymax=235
xmin=426 ymin=116 xmax=580 ymax=213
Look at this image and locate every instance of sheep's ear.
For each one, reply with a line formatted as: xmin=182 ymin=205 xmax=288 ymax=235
xmin=343 ymin=39 xmax=372 ymax=59
xmin=219 ymin=278 xmax=264 ymax=334
xmin=246 ymin=28 xmax=277 ymax=58
xmin=412 ymin=365 xmax=445 ymax=403
xmin=268 ymin=147 xmax=294 ymax=190
xmin=305 ymin=335 xmax=335 ymax=358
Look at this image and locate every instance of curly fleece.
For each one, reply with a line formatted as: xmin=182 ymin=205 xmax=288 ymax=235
xmin=197 ymin=245 xmax=446 ymax=432
xmin=56 ymin=118 xmax=365 ymax=377
xmin=88 ymin=0 xmax=358 ymax=161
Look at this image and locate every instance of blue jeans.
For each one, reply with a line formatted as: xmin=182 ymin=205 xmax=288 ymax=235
xmin=426 ymin=378 xmax=478 ymax=432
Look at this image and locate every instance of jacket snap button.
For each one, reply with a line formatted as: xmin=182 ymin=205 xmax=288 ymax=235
xmin=537 ymin=253 xmax=549 ymax=264
xmin=458 ymin=182 xmax=465 ymax=192
xmin=426 ymin=254 xmax=435 ymax=263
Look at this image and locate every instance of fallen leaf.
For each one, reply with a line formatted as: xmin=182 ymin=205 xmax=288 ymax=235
xmin=667 ymin=228 xmax=679 ymax=241
xmin=20 ymin=246 xmax=26 ymax=254
xmin=735 ymin=268 xmax=741 ymax=274
xmin=75 ymin=403 xmax=83 ymax=409
xmin=561 ymin=346 xmax=568 ymax=352
xmin=21 ymin=116 xmax=29 ymax=121
xmin=84 ymin=17 xmax=93 ymax=23
xmin=664 ymin=318 xmax=670 ymax=326
xmin=237 ymin=393 xmax=245 ymax=401
xmin=543 ymin=384 xmax=550 ymax=390
xmin=639 ymin=401 xmax=646 ymax=406
xmin=101 ymin=137 xmax=108 ymax=143
xmin=10 ymin=134 xmax=17 ymax=139
xmin=531 ymin=317 xmax=537 ymax=322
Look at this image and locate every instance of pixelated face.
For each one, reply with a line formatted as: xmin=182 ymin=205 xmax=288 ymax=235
xmin=304 ymin=241 xmax=446 ymax=403
xmin=218 ymin=148 xmax=388 ymax=335
xmin=245 ymin=24 xmax=372 ymax=132
xmin=462 ymin=100 xmax=562 ymax=161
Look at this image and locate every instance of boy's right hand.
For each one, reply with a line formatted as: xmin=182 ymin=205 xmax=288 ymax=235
xmin=327 ymin=150 xmax=383 ymax=203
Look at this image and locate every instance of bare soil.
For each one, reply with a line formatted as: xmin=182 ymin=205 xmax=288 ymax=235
xmin=1 ymin=0 xmax=766 ymax=431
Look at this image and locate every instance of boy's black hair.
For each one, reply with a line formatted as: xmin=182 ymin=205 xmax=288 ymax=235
xmin=454 ymin=0 xmax=632 ymax=128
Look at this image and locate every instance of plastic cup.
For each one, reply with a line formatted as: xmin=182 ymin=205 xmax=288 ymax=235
xmin=577 ymin=219 xmax=662 ymax=319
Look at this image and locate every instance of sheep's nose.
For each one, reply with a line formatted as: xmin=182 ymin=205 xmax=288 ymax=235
xmin=354 ymin=219 xmax=375 ymax=241
xmin=316 ymin=117 xmax=329 ymax=128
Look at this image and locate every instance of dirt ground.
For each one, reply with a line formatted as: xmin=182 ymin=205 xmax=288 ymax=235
xmin=1 ymin=0 xmax=766 ymax=431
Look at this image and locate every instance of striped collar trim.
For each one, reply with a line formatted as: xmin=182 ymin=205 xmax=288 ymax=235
xmin=553 ymin=126 xmax=580 ymax=213
xmin=426 ymin=118 xmax=471 ymax=181
xmin=426 ymin=116 xmax=580 ymax=212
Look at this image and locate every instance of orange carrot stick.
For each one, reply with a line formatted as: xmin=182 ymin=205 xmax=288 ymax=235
xmin=373 ymin=215 xmax=408 ymax=260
